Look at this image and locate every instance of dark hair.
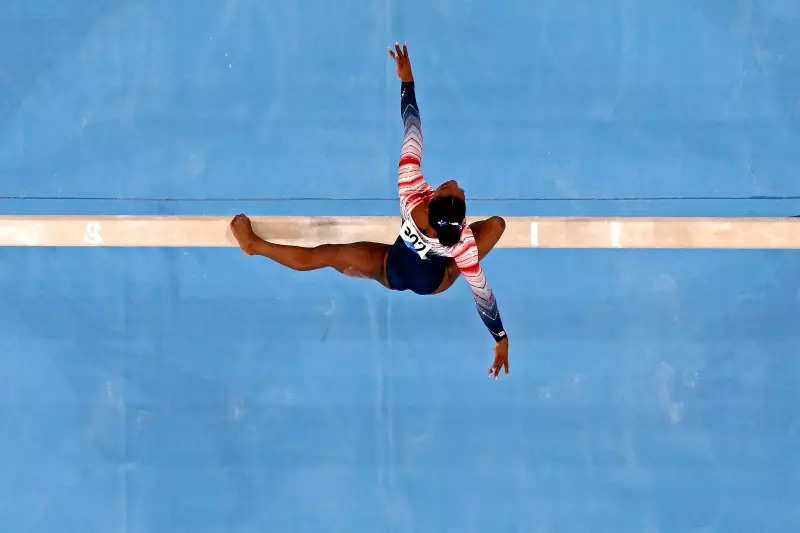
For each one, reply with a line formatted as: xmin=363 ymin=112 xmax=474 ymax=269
xmin=428 ymin=195 xmax=466 ymax=247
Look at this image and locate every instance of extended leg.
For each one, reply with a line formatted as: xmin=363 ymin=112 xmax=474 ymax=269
xmin=230 ymin=214 xmax=390 ymax=287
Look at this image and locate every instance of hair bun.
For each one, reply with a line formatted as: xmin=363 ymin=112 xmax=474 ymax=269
xmin=428 ymin=195 xmax=467 ymax=247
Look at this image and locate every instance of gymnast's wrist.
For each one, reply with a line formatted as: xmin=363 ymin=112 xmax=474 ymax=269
xmin=493 ymin=331 xmax=508 ymax=343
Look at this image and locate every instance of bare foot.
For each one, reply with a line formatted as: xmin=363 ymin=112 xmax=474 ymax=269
xmin=230 ymin=213 xmax=258 ymax=255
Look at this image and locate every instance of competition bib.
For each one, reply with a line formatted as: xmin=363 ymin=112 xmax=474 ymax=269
xmin=400 ymin=218 xmax=432 ymax=259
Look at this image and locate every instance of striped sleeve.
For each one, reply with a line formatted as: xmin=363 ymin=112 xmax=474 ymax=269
xmin=452 ymin=227 xmax=507 ymax=342
xmin=397 ymin=82 xmax=432 ymax=219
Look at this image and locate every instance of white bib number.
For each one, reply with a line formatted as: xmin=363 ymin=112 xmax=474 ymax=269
xmin=400 ymin=218 xmax=432 ymax=259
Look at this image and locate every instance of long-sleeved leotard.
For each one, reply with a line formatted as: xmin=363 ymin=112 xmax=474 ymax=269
xmin=397 ymin=81 xmax=506 ymax=342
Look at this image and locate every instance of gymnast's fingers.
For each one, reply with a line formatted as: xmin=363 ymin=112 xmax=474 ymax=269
xmin=489 ymin=357 xmax=501 ymax=379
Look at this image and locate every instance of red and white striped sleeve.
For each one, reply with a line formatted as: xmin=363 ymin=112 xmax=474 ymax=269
xmin=452 ymin=227 xmax=507 ymax=342
xmin=397 ymin=82 xmax=432 ymax=219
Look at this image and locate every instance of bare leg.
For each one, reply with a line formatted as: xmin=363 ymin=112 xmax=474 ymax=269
xmin=231 ymin=214 xmax=391 ymax=287
xmin=467 ymin=216 xmax=507 ymax=261
xmin=433 ymin=216 xmax=506 ymax=294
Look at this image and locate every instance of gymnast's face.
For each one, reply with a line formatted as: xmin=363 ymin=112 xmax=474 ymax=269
xmin=434 ymin=179 xmax=465 ymax=201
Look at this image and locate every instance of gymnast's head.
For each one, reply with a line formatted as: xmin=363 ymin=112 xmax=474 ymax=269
xmin=428 ymin=179 xmax=466 ymax=247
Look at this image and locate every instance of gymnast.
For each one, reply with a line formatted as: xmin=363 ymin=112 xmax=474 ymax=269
xmin=231 ymin=43 xmax=509 ymax=379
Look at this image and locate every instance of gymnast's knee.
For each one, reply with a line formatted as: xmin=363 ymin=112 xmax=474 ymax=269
xmin=491 ymin=216 xmax=506 ymax=234
xmin=286 ymin=244 xmax=335 ymax=271
xmin=312 ymin=244 xmax=343 ymax=272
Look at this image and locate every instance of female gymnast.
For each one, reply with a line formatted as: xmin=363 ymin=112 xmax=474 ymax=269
xmin=231 ymin=43 xmax=510 ymax=379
